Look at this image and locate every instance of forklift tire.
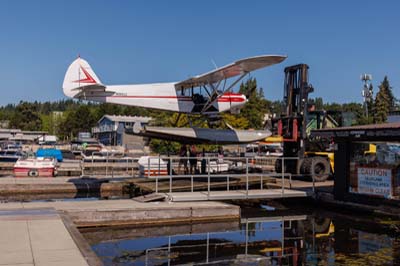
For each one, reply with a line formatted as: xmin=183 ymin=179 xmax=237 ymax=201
xmin=301 ymin=157 xmax=330 ymax=182
xmin=275 ymin=158 xmax=298 ymax=175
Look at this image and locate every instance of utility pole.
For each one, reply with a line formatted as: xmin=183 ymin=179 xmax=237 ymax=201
xmin=361 ymin=74 xmax=373 ymax=118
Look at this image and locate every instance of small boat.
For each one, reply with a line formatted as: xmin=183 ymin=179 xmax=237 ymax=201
xmin=14 ymin=157 xmax=58 ymax=177
xmin=82 ymin=150 xmax=135 ymax=163
xmin=0 ymin=150 xmax=25 ymax=162
xmin=197 ymin=159 xmax=230 ymax=173
xmin=138 ymin=156 xmax=168 ymax=177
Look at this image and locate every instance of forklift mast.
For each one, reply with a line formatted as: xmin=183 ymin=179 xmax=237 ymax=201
xmin=278 ymin=64 xmax=314 ymax=158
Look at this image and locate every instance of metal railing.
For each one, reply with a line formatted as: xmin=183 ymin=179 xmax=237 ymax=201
xmin=142 ymin=155 xmax=317 ymax=198
xmin=81 ymin=153 xmax=137 ymax=177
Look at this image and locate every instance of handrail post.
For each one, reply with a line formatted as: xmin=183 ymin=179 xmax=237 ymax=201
xmin=246 ymin=158 xmax=249 ymax=198
xmin=312 ymin=159 xmax=315 ymax=193
xmin=155 ymin=177 xmax=158 ymax=193
xmin=158 ymin=155 xmax=161 ymax=176
xmin=207 ymin=157 xmax=210 ymax=200
xmin=169 ymin=158 xmax=172 ymax=193
xmin=169 ymin=157 xmax=172 ymax=176
xmin=131 ymin=159 xmax=133 ymax=177
xmin=191 ymin=175 xmax=193 ymax=192
xmin=227 ymin=175 xmax=229 ymax=191
xmin=147 ymin=157 xmax=150 ymax=178
xmin=106 ymin=152 xmax=108 ymax=177
xmin=260 ymin=175 xmax=263 ymax=190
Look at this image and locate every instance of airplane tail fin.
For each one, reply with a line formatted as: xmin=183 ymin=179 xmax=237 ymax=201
xmin=62 ymin=57 xmax=104 ymax=98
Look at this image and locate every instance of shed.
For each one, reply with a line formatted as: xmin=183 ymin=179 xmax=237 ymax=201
xmin=311 ymin=122 xmax=400 ymax=206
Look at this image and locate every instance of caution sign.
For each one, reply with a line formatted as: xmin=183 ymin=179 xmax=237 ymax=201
xmin=357 ymin=167 xmax=392 ymax=198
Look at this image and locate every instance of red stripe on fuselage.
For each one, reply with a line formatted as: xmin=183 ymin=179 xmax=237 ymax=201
xmin=109 ymin=95 xmax=245 ymax=102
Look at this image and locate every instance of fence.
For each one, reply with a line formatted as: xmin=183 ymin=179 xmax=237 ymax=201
xmin=142 ymin=156 xmax=317 ymax=197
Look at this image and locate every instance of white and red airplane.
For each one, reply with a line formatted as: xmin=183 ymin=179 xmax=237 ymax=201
xmin=63 ymin=55 xmax=286 ymax=115
xmin=62 ymin=55 xmax=287 ymax=144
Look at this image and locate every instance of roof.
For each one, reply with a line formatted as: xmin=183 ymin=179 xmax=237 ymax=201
xmin=314 ymin=122 xmax=400 ymax=132
xmin=99 ymin=115 xmax=152 ymax=124
xmin=311 ymin=122 xmax=400 ymax=140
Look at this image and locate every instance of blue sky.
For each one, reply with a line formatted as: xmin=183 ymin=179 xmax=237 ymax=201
xmin=0 ymin=0 xmax=399 ymax=105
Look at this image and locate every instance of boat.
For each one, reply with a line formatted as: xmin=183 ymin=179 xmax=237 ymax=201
xmin=14 ymin=157 xmax=58 ymax=177
xmin=202 ymin=160 xmax=230 ymax=173
xmin=0 ymin=150 xmax=25 ymax=162
xmin=82 ymin=150 xmax=134 ymax=163
xmin=138 ymin=156 xmax=168 ymax=177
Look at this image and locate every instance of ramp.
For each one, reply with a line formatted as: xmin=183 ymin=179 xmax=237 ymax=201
xmin=132 ymin=193 xmax=166 ymax=202
xmin=166 ymin=189 xmax=308 ymax=202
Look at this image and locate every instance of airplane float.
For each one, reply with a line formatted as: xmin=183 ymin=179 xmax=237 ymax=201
xmin=63 ymin=55 xmax=287 ymax=144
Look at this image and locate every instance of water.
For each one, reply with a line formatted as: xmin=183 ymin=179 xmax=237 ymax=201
xmin=83 ymin=205 xmax=400 ymax=266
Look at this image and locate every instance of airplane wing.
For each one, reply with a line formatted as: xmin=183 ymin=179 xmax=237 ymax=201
xmin=175 ymin=55 xmax=287 ymax=89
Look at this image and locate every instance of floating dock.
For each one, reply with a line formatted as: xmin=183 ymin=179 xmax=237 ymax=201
xmin=0 ymin=199 xmax=240 ymax=227
xmin=0 ymin=199 xmax=240 ymax=265
xmin=0 ymin=208 xmax=93 ymax=266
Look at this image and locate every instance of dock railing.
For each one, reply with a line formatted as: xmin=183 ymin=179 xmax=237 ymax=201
xmin=144 ymin=155 xmax=316 ymax=197
xmin=81 ymin=152 xmax=137 ymax=177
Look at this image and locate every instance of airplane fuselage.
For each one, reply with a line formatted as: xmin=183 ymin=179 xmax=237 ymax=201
xmin=80 ymin=82 xmax=247 ymax=114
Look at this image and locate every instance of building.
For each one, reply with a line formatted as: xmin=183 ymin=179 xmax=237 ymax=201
xmin=311 ymin=122 xmax=400 ymax=207
xmin=92 ymin=115 xmax=151 ymax=148
xmin=0 ymin=129 xmax=47 ymax=143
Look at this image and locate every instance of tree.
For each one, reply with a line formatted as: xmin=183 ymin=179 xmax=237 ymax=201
xmin=9 ymin=101 xmax=42 ymax=130
xmin=58 ymin=105 xmax=97 ymax=139
xmin=374 ymin=76 xmax=394 ymax=123
xmin=238 ymin=78 xmax=268 ymax=129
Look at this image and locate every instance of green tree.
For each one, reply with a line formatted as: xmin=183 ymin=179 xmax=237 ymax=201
xmin=58 ymin=105 xmax=97 ymax=139
xmin=9 ymin=101 xmax=42 ymax=130
xmin=221 ymin=113 xmax=249 ymax=129
xmin=374 ymin=76 xmax=394 ymax=123
xmin=238 ymin=78 xmax=268 ymax=129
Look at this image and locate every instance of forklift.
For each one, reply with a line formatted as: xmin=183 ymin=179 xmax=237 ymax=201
xmin=272 ymin=64 xmax=333 ymax=182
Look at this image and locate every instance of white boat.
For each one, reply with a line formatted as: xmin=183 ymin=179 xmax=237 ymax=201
xmin=14 ymin=157 xmax=58 ymax=177
xmin=138 ymin=156 xmax=168 ymax=177
xmin=197 ymin=160 xmax=230 ymax=173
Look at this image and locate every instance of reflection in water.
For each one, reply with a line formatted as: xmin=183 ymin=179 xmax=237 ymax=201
xmin=84 ymin=207 xmax=400 ymax=265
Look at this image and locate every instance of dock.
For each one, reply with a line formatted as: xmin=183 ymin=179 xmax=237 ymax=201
xmin=165 ymin=189 xmax=308 ymax=202
xmin=0 ymin=177 xmax=128 ymax=201
xmin=0 ymin=199 xmax=240 ymax=227
xmin=0 ymin=208 xmax=92 ymax=266
xmin=0 ymin=199 xmax=240 ymax=265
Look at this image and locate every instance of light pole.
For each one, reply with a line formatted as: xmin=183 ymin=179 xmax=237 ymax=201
xmin=361 ymin=74 xmax=373 ymax=118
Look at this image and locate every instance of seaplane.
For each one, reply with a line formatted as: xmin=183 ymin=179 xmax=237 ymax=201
xmin=62 ymin=54 xmax=287 ymax=144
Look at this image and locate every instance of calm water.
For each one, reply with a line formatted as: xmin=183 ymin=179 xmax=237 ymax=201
xmin=83 ymin=205 xmax=400 ymax=266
